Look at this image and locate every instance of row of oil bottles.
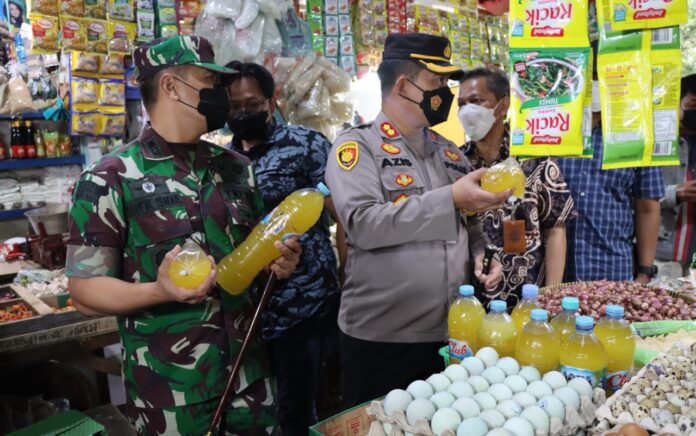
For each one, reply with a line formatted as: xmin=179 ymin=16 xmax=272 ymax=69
xmin=448 ymin=285 xmax=635 ymax=394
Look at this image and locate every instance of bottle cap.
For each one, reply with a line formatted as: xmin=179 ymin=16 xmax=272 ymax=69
xmin=316 ymin=182 xmax=331 ymax=197
xmin=522 ymin=284 xmax=539 ymax=299
xmin=459 ymin=285 xmax=474 ymax=297
xmin=490 ymin=300 xmax=507 ymax=313
xmin=605 ymin=305 xmax=624 ymax=318
xmin=576 ymin=315 xmax=594 ymax=330
xmin=561 ymin=297 xmax=579 ymax=311
xmin=530 ymin=309 xmax=548 ymax=321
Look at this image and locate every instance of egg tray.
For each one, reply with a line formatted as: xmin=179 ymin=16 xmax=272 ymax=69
xmin=593 ymin=343 xmax=696 ymax=435
xmin=365 ymin=388 xmax=608 ymax=436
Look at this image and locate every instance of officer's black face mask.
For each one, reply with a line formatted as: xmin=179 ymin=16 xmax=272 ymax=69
xmin=172 ymin=76 xmax=230 ymax=133
xmin=227 ymin=110 xmax=271 ymax=141
xmin=400 ymin=79 xmax=454 ymax=127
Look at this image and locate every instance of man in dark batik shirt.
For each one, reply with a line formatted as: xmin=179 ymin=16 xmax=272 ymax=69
xmin=225 ymin=61 xmax=345 ymax=436
xmin=458 ymin=68 xmax=576 ymax=308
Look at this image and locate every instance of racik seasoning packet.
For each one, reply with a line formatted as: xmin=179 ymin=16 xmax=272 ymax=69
xmin=509 ymin=0 xmax=589 ymax=48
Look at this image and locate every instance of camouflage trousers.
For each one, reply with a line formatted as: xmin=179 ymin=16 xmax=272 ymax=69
xmin=126 ymin=377 xmax=278 ymax=436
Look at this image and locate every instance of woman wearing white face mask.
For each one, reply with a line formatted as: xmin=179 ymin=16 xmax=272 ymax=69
xmin=457 ymin=68 xmax=577 ymax=309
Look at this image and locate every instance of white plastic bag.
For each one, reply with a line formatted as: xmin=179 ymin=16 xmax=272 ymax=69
xmin=205 ymin=0 xmax=241 ymax=20
xmin=236 ymin=0 xmax=260 ymax=29
xmin=235 ymin=15 xmax=265 ymax=60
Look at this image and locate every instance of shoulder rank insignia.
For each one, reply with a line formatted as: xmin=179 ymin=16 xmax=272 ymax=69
xmin=380 ymin=122 xmax=399 ymax=139
xmin=336 ymin=141 xmax=359 ymax=171
xmin=381 ymin=143 xmax=401 ymax=155
xmin=445 ymin=149 xmax=461 ymax=162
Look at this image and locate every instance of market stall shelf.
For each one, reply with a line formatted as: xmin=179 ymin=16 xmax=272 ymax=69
xmin=0 ymin=155 xmax=85 ymax=171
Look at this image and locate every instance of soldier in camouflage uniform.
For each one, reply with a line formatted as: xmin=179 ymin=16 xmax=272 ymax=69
xmin=66 ymin=35 xmax=301 ymax=436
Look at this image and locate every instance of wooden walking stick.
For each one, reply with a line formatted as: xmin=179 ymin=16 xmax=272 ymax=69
xmin=206 ymin=272 xmax=278 ymax=436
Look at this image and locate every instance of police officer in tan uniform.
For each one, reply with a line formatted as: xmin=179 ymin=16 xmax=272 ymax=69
xmin=326 ymin=33 xmax=509 ymax=405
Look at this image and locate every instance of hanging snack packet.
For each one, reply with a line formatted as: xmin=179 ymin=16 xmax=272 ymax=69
xmin=509 ymin=0 xmax=589 ymax=48
xmin=98 ymin=79 xmax=125 ymax=106
xmin=580 ymin=49 xmax=594 ymax=157
xmin=136 ymin=9 xmax=155 ymax=41
xmin=160 ymin=25 xmax=178 ymax=38
xmin=609 ymin=0 xmax=687 ymax=31
xmin=60 ymin=0 xmax=85 ymax=16
xmin=72 ymin=111 xmax=101 ymax=135
xmin=108 ymin=0 xmax=135 ymax=21
xmin=85 ymin=20 xmax=108 ymax=53
xmin=509 ymin=47 xmax=589 ymax=157
xmin=32 ymin=0 xmax=58 ymax=16
xmin=648 ymin=27 xmax=681 ymax=166
xmin=62 ymin=18 xmax=88 ymax=51
xmin=71 ymin=51 xmax=99 ymax=72
xmin=158 ymin=7 xmax=177 ymax=26
xmin=84 ymin=0 xmax=107 ymax=19
xmin=29 ymin=14 xmax=59 ymax=52
xmin=99 ymin=53 xmax=124 ymax=74
xmin=107 ymin=19 xmax=136 ymax=53
xmin=595 ymin=0 xmax=612 ymax=31
xmin=101 ymin=112 xmax=126 ymax=136
xmin=72 ymin=77 xmax=99 ymax=104
xmin=598 ymin=29 xmax=653 ymax=169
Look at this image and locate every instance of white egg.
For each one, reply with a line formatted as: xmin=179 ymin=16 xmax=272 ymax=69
xmin=407 ymin=380 xmax=434 ymax=399
xmin=384 ymin=389 xmax=413 ymax=416
xmin=479 ymin=409 xmax=506 ymax=428
xmin=444 ymin=364 xmax=469 ymax=382
xmin=487 ymin=429 xmax=515 ymax=436
xmin=521 ymin=405 xmax=550 ymax=432
xmin=554 ymin=386 xmax=580 ymax=410
xmin=526 ymin=380 xmax=553 ymax=399
xmin=468 ymin=375 xmax=491 ymax=393
xmin=503 ymin=416 xmax=535 ymax=436
xmin=406 ymin=398 xmax=437 ymax=425
xmin=452 ymin=397 xmax=481 ymax=419
xmin=567 ymin=377 xmax=593 ymax=398
xmin=457 ymin=417 xmax=489 ymax=436
xmin=462 ymin=357 xmax=486 ymax=376
xmin=473 ymin=392 xmax=498 ymax=410
xmin=427 ymin=373 xmax=452 ymax=392
xmin=513 ymin=392 xmax=537 ymax=408
xmin=431 ymin=407 xmax=462 ymax=436
xmin=518 ymin=366 xmax=541 ymax=383
xmin=448 ymin=381 xmax=475 ymax=399
xmin=488 ymin=383 xmax=514 ymax=402
xmin=504 ymin=375 xmax=528 ymax=393
xmin=496 ymin=357 xmax=521 ymax=376
xmin=476 ymin=347 xmax=500 ymax=368
xmin=497 ymin=400 xmax=523 ymax=418
xmin=542 ymin=371 xmax=568 ymax=390
xmin=537 ymin=395 xmax=565 ymax=420
xmin=382 ymin=422 xmax=393 ymax=435
xmin=430 ymin=391 xmax=456 ymax=409
xmin=482 ymin=367 xmax=507 ymax=385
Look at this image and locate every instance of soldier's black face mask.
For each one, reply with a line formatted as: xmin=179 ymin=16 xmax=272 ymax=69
xmin=400 ymin=79 xmax=454 ymax=127
xmin=172 ymin=76 xmax=230 ymax=132
xmin=227 ymin=110 xmax=270 ymax=141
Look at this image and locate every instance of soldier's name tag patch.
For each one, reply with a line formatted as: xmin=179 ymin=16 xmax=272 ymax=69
xmin=337 ymin=141 xmax=359 ymax=171
xmin=395 ymin=173 xmax=414 ymax=187
xmin=445 ymin=149 xmax=461 ymax=162
xmin=381 ymin=143 xmax=401 ymax=155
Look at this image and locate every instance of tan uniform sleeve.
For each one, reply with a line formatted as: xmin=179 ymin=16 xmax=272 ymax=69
xmin=326 ymin=134 xmax=458 ymax=251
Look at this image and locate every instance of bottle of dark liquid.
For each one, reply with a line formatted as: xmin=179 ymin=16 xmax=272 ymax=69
xmin=24 ymin=121 xmax=36 ymax=159
xmin=11 ymin=121 xmax=25 ymax=159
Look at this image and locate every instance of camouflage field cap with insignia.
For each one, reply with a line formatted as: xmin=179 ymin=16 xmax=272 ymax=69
xmin=382 ymin=33 xmax=464 ymax=80
xmin=133 ymin=35 xmax=237 ymax=82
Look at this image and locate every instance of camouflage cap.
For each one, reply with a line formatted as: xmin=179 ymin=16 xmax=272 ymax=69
xmin=133 ymin=35 xmax=237 ymax=82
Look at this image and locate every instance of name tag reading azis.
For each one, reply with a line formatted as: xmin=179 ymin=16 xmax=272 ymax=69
xmin=503 ymin=219 xmax=526 ymax=253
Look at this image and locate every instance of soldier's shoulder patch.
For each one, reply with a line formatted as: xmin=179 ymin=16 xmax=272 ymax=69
xmin=381 ymin=143 xmax=401 ymax=155
xmin=336 ymin=141 xmax=359 ymax=171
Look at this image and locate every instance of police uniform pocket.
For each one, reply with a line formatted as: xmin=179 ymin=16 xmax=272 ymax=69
xmin=379 ymin=170 xmax=425 ymax=204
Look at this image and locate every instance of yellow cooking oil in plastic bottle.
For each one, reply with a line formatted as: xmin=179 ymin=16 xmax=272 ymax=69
xmin=168 ymin=239 xmax=212 ymax=289
xmin=595 ymin=305 xmax=635 ymax=394
xmin=550 ymin=297 xmax=580 ymax=344
xmin=511 ymin=284 xmax=541 ymax=334
xmin=515 ymin=309 xmax=561 ymax=374
xmin=480 ymin=156 xmax=526 ymax=198
xmin=477 ymin=300 xmax=518 ymax=357
xmin=216 ymin=183 xmax=329 ymax=295
xmin=448 ymin=285 xmax=486 ymax=363
xmin=559 ymin=316 xmax=608 ymax=388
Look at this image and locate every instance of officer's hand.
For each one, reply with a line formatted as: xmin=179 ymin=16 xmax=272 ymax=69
xmin=0 ymin=22 xmax=11 ymax=45
xmin=676 ymin=180 xmax=696 ymax=203
xmin=156 ymin=245 xmax=217 ymax=304
xmin=452 ymin=168 xmax=512 ymax=212
xmin=269 ymin=238 xmax=302 ymax=280
xmin=474 ymin=253 xmax=503 ymax=290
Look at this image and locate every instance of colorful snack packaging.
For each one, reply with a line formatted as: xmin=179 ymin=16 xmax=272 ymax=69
xmin=581 ymin=49 xmax=594 ymax=157
xmin=99 ymin=53 xmax=124 ymax=74
xmin=43 ymin=130 xmax=59 ymax=157
xmin=72 ymin=77 xmax=99 ymax=104
xmin=59 ymin=134 xmax=73 ymax=156
xmin=84 ymin=0 xmax=107 ymax=18
xmin=598 ymin=29 xmax=653 ymax=169
xmin=98 ymin=79 xmax=125 ymax=106
xmin=60 ymin=0 xmax=85 ymax=16
xmin=609 ymin=0 xmax=687 ymax=31
xmin=71 ymin=51 xmax=99 ymax=72
xmin=101 ymin=112 xmax=126 ymax=136
xmin=158 ymin=7 xmax=177 ymax=25
xmin=85 ymin=20 xmax=108 ymax=53
xmin=509 ymin=47 xmax=589 ymax=157
xmin=61 ymin=18 xmax=88 ymax=51
xmin=29 ymin=14 xmax=59 ymax=52
xmin=32 ymin=0 xmax=58 ymax=16
xmin=136 ymin=9 xmax=155 ymax=41
xmin=648 ymin=27 xmax=681 ymax=166
xmin=72 ymin=111 xmax=101 ymax=135
xmin=107 ymin=19 xmax=136 ymax=53
xmin=108 ymin=0 xmax=135 ymax=21
xmin=159 ymin=25 xmax=178 ymax=38
xmin=509 ymin=0 xmax=589 ymax=47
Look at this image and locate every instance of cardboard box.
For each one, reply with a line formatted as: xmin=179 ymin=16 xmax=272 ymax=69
xmin=309 ymin=401 xmax=373 ymax=436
